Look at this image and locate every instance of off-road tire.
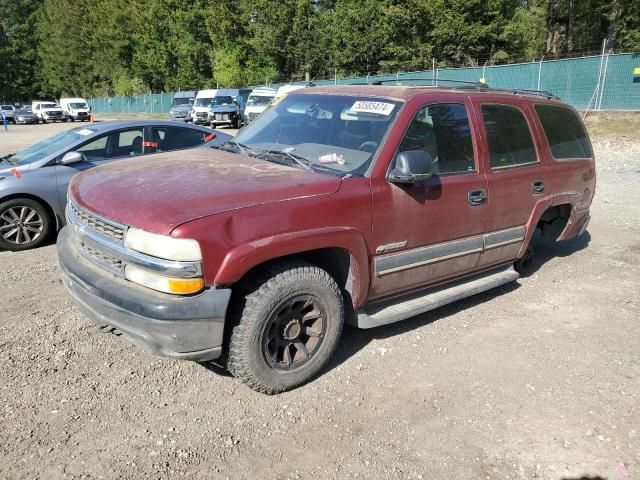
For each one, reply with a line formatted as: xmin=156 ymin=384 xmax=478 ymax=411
xmin=226 ymin=261 xmax=344 ymax=394
xmin=0 ymin=198 xmax=52 ymax=251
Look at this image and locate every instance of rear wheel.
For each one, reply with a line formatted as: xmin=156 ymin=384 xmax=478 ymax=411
xmin=226 ymin=261 xmax=344 ymax=394
xmin=0 ymin=198 xmax=51 ymax=251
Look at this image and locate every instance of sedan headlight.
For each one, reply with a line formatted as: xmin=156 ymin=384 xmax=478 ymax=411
xmin=124 ymin=227 xmax=202 ymax=261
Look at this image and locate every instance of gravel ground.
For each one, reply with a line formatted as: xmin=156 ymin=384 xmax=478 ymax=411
xmin=0 ymin=116 xmax=639 ymax=480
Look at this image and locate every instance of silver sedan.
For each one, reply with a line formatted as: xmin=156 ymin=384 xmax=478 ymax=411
xmin=0 ymin=120 xmax=231 ymax=251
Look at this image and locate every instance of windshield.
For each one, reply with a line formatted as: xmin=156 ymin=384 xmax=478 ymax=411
xmin=233 ymin=93 xmax=402 ymax=176
xmin=247 ymin=95 xmax=275 ymax=107
xmin=9 ymin=127 xmax=96 ymax=165
xmin=1 ymin=106 xmax=12 ymax=110
xmin=211 ymin=96 xmax=234 ymax=106
xmin=172 ymin=97 xmax=194 ymax=107
xmin=41 ymin=103 xmax=59 ymax=109
xmin=70 ymin=102 xmax=88 ymax=109
xmin=194 ymin=97 xmax=213 ymax=107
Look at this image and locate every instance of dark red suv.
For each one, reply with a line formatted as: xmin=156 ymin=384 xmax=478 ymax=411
xmin=57 ymin=84 xmax=595 ymax=393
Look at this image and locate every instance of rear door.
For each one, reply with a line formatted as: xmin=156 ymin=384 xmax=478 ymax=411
xmin=471 ymin=99 xmax=550 ymax=269
xmin=370 ymin=97 xmax=488 ymax=300
xmin=55 ymin=127 xmax=145 ymax=210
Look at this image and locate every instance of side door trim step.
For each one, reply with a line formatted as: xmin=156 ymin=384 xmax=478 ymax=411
xmin=355 ymin=264 xmax=520 ymax=329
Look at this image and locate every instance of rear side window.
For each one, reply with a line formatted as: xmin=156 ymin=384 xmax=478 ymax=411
xmin=481 ymin=105 xmax=537 ymax=169
xmin=535 ymin=105 xmax=592 ymax=159
xmin=150 ymin=127 xmax=207 ymax=152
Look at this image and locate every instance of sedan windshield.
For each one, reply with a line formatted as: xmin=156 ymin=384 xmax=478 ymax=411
xmin=9 ymin=127 xmax=97 ymax=165
xmin=232 ymin=93 xmax=402 ymax=176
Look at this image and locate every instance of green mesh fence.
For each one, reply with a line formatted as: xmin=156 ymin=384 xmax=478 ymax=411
xmin=89 ymin=53 xmax=640 ymax=114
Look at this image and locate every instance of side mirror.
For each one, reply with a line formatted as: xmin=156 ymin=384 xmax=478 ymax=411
xmin=389 ymin=150 xmax=433 ymax=184
xmin=60 ymin=151 xmax=84 ymax=165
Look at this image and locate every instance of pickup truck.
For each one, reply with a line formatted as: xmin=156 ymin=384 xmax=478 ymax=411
xmin=57 ymin=84 xmax=595 ymax=394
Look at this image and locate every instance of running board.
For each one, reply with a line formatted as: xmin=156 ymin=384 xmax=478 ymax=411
xmin=355 ymin=265 xmax=520 ymax=329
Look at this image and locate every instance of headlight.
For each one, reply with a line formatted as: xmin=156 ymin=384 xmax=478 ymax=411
xmin=125 ymin=264 xmax=204 ymax=295
xmin=124 ymin=227 xmax=202 ymax=261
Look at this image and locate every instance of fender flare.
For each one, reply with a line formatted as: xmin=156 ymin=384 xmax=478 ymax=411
xmin=518 ymin=193 xmax=579 ymax=257
xmin=214 ymin=227 xmax=371 ymax=307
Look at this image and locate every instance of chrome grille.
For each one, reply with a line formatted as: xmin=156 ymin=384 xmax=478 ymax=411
xmin=80 ymin=242 xmax=123 ymax=273
xmin=69 ymin=201 xmax=125 ymax=241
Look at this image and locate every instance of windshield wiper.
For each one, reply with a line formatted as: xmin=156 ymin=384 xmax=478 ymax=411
xmin=216 ymin=141 xmax=261 ymax=158
xmin=1 ymin=153 xmax=16 ymax=164
xmin=258 ymin=149 xmax=314 ymax=173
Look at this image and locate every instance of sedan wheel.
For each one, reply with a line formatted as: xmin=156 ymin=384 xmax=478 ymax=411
xmin=0 ymin=199 xmax=51 ymax=251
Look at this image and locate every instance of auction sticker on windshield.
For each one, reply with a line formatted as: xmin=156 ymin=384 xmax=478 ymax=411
xmin=76 ymin=129 xmax=94 ymax=136
xmin=349 ymin=101 xmax=395 ymax=116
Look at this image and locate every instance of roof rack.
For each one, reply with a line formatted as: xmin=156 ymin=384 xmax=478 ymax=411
xmin=502 ymin=88 xmax=559 ymax=100
xmin=369 ymin=78 xmax=487 ymax=88
xmin=351 ymin=78 xmax=560 ymax=100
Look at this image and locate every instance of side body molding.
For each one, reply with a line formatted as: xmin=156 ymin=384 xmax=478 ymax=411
xmin=214 ymin=227 xmax=371 ymax=308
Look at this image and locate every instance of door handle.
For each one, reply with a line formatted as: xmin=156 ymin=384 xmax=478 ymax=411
xmin=468 ymin=189 xmax=487 ymax=206
xmin=532 ymin=180 xmax=545 ymax=194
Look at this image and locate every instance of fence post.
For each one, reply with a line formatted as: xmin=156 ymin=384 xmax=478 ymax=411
xmin=597 ymin=51 xmax=610 ymax=111
xmin=537 ymin=56 xmax=544 ymax=91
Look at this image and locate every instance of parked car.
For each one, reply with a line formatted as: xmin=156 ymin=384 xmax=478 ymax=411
xmin=1 ymin=105 xmax=16 ymax=123
xmin=207 ymin=89 xmax=249 ymax=129
xmin=13 ymin=108 xmax=39 ymax=125
xmin=57 ymin=85 xmax=595 ymax=394
xmin=243 ymin=87 xmax=277 ymax=124
xmin=169 ymin=91 xmax=196 ymax=122
xmin=60 ymin=97 xmax=91 ymax=122
xmin=32 ymin=101 xmax=66 ymax=123
xmin=191 ymin=89 xmax=217 ymax=125
xmin=0 ymin=120 xmax=230 ymax=251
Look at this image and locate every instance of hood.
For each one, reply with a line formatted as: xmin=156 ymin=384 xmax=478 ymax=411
xmin=70 ymin=148 xmax=342 ymax=235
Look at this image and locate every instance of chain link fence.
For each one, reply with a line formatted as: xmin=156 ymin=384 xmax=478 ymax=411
xmin=89 ymin=53 xmax=640 ymax=114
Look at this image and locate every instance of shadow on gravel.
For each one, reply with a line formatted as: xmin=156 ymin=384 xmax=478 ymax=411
xmin=520 ymin=230 xmax=592 ymax=279
xmin=561 ymin=476 xmax=607 ymax=480
xmin=326 ymin=281 xmax=521 ymax=373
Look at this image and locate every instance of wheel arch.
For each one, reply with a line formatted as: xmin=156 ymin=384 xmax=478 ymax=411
xmin=214 ymin=228 xmax=371 ymax=309
xmin=0 ymin=192 xmax=60 ymax=230
xmin=518 ymin=200 xmax=574 ymax=257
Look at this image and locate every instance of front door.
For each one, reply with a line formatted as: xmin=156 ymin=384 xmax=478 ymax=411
xmin=55 ymin=127 xmax=145 ymax=210
xmin=370 ymin=101 xmax=488 ymax=300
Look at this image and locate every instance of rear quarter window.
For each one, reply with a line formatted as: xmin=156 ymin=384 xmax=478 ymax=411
xmin=535 ymin=105 xmax=592 ymax=159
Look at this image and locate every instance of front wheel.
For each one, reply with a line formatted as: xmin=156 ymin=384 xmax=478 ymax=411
xmin=226 ymin=261 xmax=344 ymax=394
xmin=0 ymin=198 xmax=52 ymax=251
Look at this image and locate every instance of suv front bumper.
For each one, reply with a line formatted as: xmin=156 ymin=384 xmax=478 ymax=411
xmin=57 ymin=227 xmax=231 ymax=361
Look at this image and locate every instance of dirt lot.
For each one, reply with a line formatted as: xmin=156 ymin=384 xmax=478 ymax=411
xmin=0 ymin=114 xmax=639 ymax=480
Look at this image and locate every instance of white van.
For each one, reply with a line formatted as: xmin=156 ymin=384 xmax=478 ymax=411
xmin=191 ymin=89 xmax=217 ymax=125
xmin=32 ymin=101 xmax=65 ymax=123
xmin=275 ymin=84 xmax=307 ymax=100
xmin=243 ymin=87 xmax=277 ymax=123
xmin=59 ymin=97 xmax=90 ymax=122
